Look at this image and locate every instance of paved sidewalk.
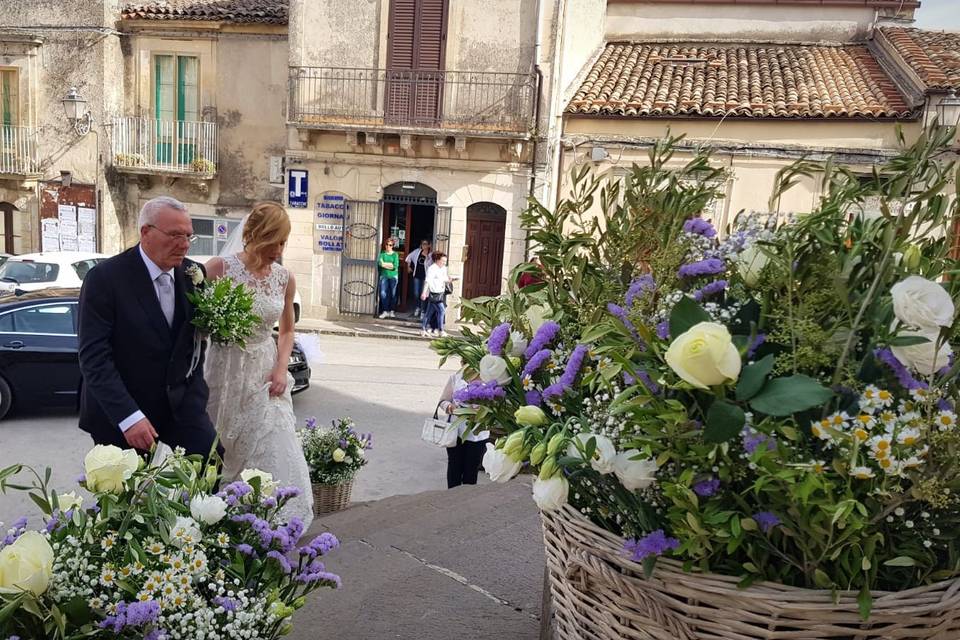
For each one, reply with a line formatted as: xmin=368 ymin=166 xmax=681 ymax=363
xmin=291 ymin=479 xmax=545 ymax=640
xmin=296 ymin=315 xmax=464 ymax=341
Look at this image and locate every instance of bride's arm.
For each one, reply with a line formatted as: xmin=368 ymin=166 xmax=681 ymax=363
xmin=268 ymin=272 xmax=297 ymax=397
xmin=204 ymin=257 xmax=226 ymax=280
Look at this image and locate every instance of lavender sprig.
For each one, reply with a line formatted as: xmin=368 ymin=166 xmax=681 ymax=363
xmin=486 ymin=322 xmax=512 ymax=356
xmin=524 ymin=321 xmax=561 ymax=359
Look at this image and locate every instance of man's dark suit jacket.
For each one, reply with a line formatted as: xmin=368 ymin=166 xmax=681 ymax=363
xmin=77 ymin=245 xmax=218 ymax=456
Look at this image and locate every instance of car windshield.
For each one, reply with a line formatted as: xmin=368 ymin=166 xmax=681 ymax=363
xmin=0 ymin=260 xmax=60 ymax=284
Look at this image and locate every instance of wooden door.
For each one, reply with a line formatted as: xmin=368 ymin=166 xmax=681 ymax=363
xmin=462 ymin=203 xmax=506 ymax=300
xmin=385 ymin=0 xmax=447 ymax=125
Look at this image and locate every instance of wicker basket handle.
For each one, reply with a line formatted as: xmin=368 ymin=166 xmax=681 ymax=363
xmin=566 ymin=548 xmax=696 ymax=640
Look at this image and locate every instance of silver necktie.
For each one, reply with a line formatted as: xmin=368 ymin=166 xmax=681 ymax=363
xmin=157 ymin=272 xmax=175 ymax=327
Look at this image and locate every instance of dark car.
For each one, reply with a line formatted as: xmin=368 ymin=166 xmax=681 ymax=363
xmin=0 ymin=289 xmax=311 ymax=420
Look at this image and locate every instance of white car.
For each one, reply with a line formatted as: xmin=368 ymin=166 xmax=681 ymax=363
xmin=0 ymin=251 xmax=108 ymax=294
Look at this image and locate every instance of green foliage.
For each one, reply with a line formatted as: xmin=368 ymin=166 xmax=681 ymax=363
xmin=299 ymin=417 xmax=370 ymax=485
xmin=187 ymin=277 xmax=261 ymax=347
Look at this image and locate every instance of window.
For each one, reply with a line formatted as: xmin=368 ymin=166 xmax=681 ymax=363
xmin=1 ymin=303 xmax=76 ymax=335
xmin=72 ymin=259 xmax=105 ymax=281
xmin=0 ymin=69 xmax=18 ymax=127
xmin=187 ymin=217 xmax=243 ymax=258
xmin=0 ymin=260 xmax=59 ymax=284
xmin=154 ymin=54 xmax=200 ymax=165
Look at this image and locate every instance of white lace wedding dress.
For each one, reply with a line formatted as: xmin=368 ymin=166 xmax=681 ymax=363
xmin=205 ymin=254 xmax=313 ymax=528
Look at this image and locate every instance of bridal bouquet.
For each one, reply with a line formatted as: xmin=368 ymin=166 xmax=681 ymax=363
xmin=300 ymin=417 xmax=372 ymax=486
xmin=0 ymin=446 xmax=341 ymax=639
xmin=187 ymin=276 xmax=261 ymax=347
xmin=434 ymin=128 xmax=960 ymax=612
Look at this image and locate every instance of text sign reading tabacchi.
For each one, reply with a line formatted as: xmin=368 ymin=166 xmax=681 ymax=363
xmin=315 ymin=192 xmax=345 ymax=252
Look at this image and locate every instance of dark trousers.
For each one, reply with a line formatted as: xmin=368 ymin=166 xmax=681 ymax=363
xmin=446 ymin=439 xmax=486 ymax=488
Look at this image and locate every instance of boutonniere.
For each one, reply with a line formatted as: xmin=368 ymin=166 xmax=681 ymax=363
xmin=185 ymin=264 xmax=205 ymax=287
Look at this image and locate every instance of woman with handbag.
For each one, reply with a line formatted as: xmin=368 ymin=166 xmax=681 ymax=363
xmin=437 ymin=370 xmax=490 ymax=488
xmin=420 ymin=251 xmax=454 ymax=338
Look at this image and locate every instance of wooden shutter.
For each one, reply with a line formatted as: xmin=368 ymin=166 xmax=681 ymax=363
xmin=387 ymin=0 xmax=417 ymax=70
xmin=386 ymin=0 xmax=447 ymax=125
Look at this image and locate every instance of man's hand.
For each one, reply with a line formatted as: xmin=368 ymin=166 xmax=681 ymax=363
xmin=124 ymin=418 xmax=158 ymax=451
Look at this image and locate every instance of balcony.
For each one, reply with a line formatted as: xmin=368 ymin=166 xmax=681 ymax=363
xmin=288 ymin=67 xmax=537 ymax=138
xmin=110 ymin=116 xmax=219 ymax=178
xmin=0 ymin=125 xmax=40 ymax=177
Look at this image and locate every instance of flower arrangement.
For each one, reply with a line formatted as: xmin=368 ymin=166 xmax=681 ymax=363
xmin=435 ymin=128 xmax=960 ymax=613
xmin=0 ymin=446 xmax=341 ymax=639
xmin=187 ymin=277 xmax=261 ymax=347
xmin=300 ymin=417 xmax=372 ymax=486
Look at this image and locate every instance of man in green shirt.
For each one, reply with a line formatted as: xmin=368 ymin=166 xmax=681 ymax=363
xmin=378 ymin=237 xmax=400 ymax=318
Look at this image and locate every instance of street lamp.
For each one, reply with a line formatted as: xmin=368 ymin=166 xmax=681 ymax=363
xmin=61 ymin=87 xmax=92 ymax=135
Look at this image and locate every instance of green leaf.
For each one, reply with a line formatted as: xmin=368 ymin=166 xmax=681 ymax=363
xmin=813 ymin=569 xmax=833 ymax=589
xmin=703 ymin=401 xmax=746 ymax=444
xmin=669 ymin=296 xmax=711 ymax=338
xmin=0 ymin=593 xmax=25 ymax=624
xmin=889 ymin=335 xmax=931 ymax=347
xmin=735 ymin=354 xmax=774 ymax=401
xmin=642 ymin=555 xmax=657 ymax=578
xmin=883 ymin=556 xmax=917 ymax=567
xmin=857 ymin=584 xmax=873 ymax=620
xmin=749 ymin=375 xmax=833 ymax=416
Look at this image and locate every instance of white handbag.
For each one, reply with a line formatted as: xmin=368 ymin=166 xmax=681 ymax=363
xmin=421 ymin=404 xmax=459 ymax=448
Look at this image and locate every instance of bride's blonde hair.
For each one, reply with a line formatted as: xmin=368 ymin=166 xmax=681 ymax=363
xmin=243 ymin=202 xmax=291 ymax=271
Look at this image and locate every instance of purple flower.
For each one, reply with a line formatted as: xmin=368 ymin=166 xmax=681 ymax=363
xmin=75 ymin=474 xmax=86 ymax=484
xmin=624 ymin=530 xmax=680 ymax=562
xmin=261 ymin=497 xmax=278 ymax=509
xmin=305 ymin=416 xmax=318 ymax=430
xmin=607 ymin=303 xmax=639 ymax=340
xmin=145 ymin=630 xmax=167 ymax=640
xmin=297 ymin=569 xmax=342 ymax=588
xmin=525 ymin=390 xmax=542 ymax=406
xmin=453 ymin=380 xmax=507 ymax=404
xmin=625 ymin=275 xmax=656 ymax=307
xmin=753 ymin=511 xmax=781 ymax=533
xmin=487 ymin=322 xmax=512 ymax=356
xmin=44 ymin=515 xmax=61 ymax=534
xmin=524 ymin=321 xmax=561 ymax=359
xmin=746 ymin=333 xmax=766 ymax=360
xmin=300 ymin=532 xmax=340 ymax=558
xmin=542 ymin=345 xmax=589 ymax=399
xmin=683 ymin=217 xmax=717 ymax=238
xmin=678 ymin=258 xmax=725 ymax=279
xmin=213 ymin=596 xmax=238 ymax=612
xmin=522 ymin=349 xmax=552 ymax=378
xmin=235 ymin=543 xmax=257 ymax=557
xmin=276 ymin=486 xmax=302 ymax=500
xmin=2 ymin=516 xmax=28 ymax=546
xmin=125 ymin=601 xmax=160 ymax=626
xmin=693 ymin=477 xmax=720 ymax=497
xmin=218 ymin=481 xmax=253 ymax=499
xmin=267 ymin=550 xmax=293 ymax=574
xmin=636 ymin=370 xmax=662 ymax=396
xmin=656 ymin=321 xmax=670 ymax=340
xmin=875 ymin=348 xmax=928 ymax=391
xmin=742 ymin=427 xmax=776 ymax=454
xmin=692 ymin=280 xmax=728 ymax=301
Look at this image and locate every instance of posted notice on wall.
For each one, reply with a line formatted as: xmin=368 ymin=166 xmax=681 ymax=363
xmin=314 ymin=192 xmax=346 ymax=253
xmin=41 ymin=218 xmax=60 ymax=252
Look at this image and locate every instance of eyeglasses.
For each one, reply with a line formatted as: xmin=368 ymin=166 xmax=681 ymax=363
xmin=148 ymin=224 xmax=197 ymax=243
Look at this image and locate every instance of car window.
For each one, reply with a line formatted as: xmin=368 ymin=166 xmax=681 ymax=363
xmin=8 ymin=303 xmax=75 ymax=335
xmin=0 ymin=261 xmax=60 ymax=284
xmin=72 ymin=259 xmax=100 ymax=280
xmin=0 ymin=313 xmax=12 ymax=332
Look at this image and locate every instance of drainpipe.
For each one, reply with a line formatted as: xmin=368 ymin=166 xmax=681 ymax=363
xmin=548 ymin=0 xmax=569 ymax=213
xmin=525 ymin=0 xmax=549 ymax=261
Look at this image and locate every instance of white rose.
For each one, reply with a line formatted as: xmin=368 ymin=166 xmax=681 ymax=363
xmin=891 ymin=276 xmax=955 ymax=330
xmin=186 ymin=264 xmax=204 ymax=286
xmin=532 ymin=475 xmax=569 ymax=512
xmin=0 ymin=531 xmax=54 ymax=595
xmin=482 ymin=443 xmax=522 ymax=483
xmin=665 ymin=322 xmax=742 ymax=390
xmin=240 ymin=468 xmax=277 ymax=496
xmin=612 ymin=450 xmax=658 ymax=491
xmin=891 ymin=329 xmax=953 ymax=376
xmin=509 ymin=331 xmax=529 ymax=357
xmin=525 ymin=305 xmax=550 ymax=332
xmin=189 ymin=494 xmax=228 ymax=525
xmin=737 ymin=244 xmax=770 ymax=288
xmin=56 ymin=491 xmax=83 ymax=512
xmin=566 ymin=433 xmax=617 ymax=475
xmin=170 ymin=516 xmax=202 ymax=548
xmin=332 ymin=448 xmax=346 ymax=463
xmin=478 ymin=354 xmax=512 ymax=385
xmin=84 ymin=445 xmax=140 ymax=493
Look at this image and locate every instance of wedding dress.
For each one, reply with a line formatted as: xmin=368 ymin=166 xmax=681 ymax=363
xmin=204 ymin=254 xmax=313 ymax=528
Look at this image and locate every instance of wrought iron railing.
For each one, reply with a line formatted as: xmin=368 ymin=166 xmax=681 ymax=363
xmin=289 ymin=67 xmax=537 ymax=136
xmin=0 ymin=125 xmax=39 ymax=175
xmin=110 ymin=116 xmax=218 ymax=175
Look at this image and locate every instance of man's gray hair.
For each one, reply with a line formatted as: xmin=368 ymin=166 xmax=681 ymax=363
xmin=138 ymin=196 xmax=188 ymax=228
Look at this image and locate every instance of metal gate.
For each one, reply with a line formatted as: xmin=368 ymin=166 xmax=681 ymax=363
xmin=339 ymin=200 xmax=382 ymax=316
xmin=434 ymin=205 xmax=451 ymax=254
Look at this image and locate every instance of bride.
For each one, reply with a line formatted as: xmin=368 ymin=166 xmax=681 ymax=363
xmin=204 ymin=202 xmax=313 ymax=527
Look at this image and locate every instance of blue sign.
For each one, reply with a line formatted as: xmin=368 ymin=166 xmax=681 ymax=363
xmin=288 ymin=170 xmax=308 ymax=208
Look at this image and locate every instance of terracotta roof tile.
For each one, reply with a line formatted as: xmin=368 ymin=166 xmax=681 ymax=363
xmin=567 ymin=42 xmax=914 ymax=119
xmin=879 ymin=28 xmax=960 ymax=92
xmin=122 ymin=0 xmax=287 ymax=25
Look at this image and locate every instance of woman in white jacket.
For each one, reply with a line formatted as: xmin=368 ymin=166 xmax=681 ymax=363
xmin=420 ymin=251 xmax=453 ymax=337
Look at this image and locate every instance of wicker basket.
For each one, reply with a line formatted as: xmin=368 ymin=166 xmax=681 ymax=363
xmin=541 ymin=504 xmax=960 ymax=640
xmin=311 ymin=479 xmax=354 ymax=516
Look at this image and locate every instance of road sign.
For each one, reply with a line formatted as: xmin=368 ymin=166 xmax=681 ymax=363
xmin=288 ymin=170 xmax=308 ymax=208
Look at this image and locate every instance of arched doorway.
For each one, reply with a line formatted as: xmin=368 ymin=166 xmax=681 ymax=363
xmin=381 ymin=182 xmax=450 ymax=315
xmin=0 ymin=202 xmax=19 ymax=254
xmin=462 ymin=202 xmax=506 ymax=300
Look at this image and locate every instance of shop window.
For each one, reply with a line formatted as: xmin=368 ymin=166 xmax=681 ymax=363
xmin=188 ymin=217 xmax=242 ymax=258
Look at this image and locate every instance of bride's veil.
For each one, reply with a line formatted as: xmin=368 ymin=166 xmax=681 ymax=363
xmin=219 ymin=215 xmax=249 ymax=257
